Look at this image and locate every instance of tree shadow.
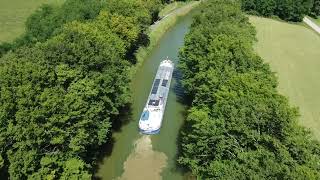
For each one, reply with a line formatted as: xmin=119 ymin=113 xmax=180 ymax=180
xmin=111 ymin=103 xmax=133 ymax=132
xmin=91 ymin=135 xmax=115 ymax=180
xmin=170 ymin=68 xmax=195 ymax=178
xmin=172 ymin=68 xmax=192 ymax=106
xmin=0 ymin=163 xmax=9 ymax=180
xmin=126 ymin=32 xmax=150 ymax=64
xmin=90 ymin=103 xmax=134 ymax=179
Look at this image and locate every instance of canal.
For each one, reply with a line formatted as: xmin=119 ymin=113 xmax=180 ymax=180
xmin=96 ymin=10 xmax=195 ymax=180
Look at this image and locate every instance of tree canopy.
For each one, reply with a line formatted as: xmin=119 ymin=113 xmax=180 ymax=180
xmin=178 ymin=0 xmax=320 ymax=179
xmin=0 ymin=0 xmax=163 ymax=178
xmin=241 ymin=0 xmax=313 ymax=22
xmin=310 ymin=0 xmax=320 ymax=18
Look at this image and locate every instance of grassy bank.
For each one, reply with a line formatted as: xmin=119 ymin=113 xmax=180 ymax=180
xmin=131 ymin=1 xmax=200 ymax=77
xmin=0 ymin=0 xmax=64 ymax=43
xmin=159 ymin=1 xmax=189 ymax=18
xmin=250 ymin=16 xmax=320 ymax=140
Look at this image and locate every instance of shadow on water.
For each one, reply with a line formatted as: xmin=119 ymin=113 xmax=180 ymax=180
xmin=173 ymin=68 xmax=197 ymax=180
xmin=172 ymin=69 xmax=186 ymax=103
xmin=175 ymin=109 xmax=196 ymax=180
xmin=91 ymin=104 xmax=133 ymax=179
xmin=167 ymin=69 xmax=195 ymax=179
xmin=111 ymin=104 xmax=133 ymax=132
xmin=172 ymin=69 xmax=193 ymax=106
xmin=92 ymin=137 xmax=115 ymax=180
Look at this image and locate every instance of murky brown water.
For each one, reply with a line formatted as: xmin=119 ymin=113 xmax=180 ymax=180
xmin=96 ymin=10 xmax=195 ymax=180
xmin=118 ymin=136 xmax=167 ymax=180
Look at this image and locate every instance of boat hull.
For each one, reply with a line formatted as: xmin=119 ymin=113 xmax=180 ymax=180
xmin=138 ymin=59 xmax=174 ymax=135
xmin=139 ymin=128 xmax=161 ymax=135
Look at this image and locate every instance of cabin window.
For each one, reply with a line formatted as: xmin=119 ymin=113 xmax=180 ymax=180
xmin=141 ymin=110 xmax=149 ymax=121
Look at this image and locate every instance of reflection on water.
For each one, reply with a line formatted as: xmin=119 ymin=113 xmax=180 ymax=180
xmin=117 ymin=136 xmax=167 ymax=180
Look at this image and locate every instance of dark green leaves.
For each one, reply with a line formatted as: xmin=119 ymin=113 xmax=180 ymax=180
xmin=178 ymin=0 xmax=320 ymax=179
xmin=241 ymin=0 xmax=313 ymax=22
xmin=0 ymin=0 xmax=163 ymax=178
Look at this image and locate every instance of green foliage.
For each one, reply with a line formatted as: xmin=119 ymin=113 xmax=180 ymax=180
xmin=178 ymin=0 xmax=320 ymax=179
xmin=0 ymin=0 xmax=163 ymax=178
xmin=0 ymin=0 xmax=162 ymax=59
xmin=0 ymin=42 xmax=13 ymax=57
xmin=241 ymin=0 xmax=313 ymax=22
xmin=24 ymin=0 xmax=103 ymax=43
xmin=310 ymin=0 xmax=320 ymax=17
xmin=0 ymin=0 xmax=103 ymax=57
xmin=104 ymin=0 xmax=162 ymax=29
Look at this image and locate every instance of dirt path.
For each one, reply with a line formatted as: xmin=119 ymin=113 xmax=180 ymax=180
xmin=303 ymin=17 xmax=320 ymax=34
xmin=150 ymin=1 xmax=200 ymax=31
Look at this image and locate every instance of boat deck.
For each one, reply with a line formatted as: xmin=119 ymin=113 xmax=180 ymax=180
xmin=147 ymin=62 xmax=173 ymax=108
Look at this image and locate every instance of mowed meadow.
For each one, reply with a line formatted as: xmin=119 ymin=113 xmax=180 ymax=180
xmin=250 ymin=16 xmax=320 ymax=140
xmin=0 ymin=0 xmax=64 ymax=43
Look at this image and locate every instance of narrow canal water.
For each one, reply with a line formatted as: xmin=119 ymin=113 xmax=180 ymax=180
xmin=96 ymin=11 xmax=194 ymax=180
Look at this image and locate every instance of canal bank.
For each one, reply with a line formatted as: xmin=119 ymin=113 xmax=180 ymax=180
xmin=95 ymin=3 xmax=199 ymax=180
xmin=131 ymin=1 xmax=200 ymax=77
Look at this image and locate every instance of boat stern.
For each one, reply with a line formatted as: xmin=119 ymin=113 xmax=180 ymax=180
xmin=138 ymin=108 xmax=162 ymax=135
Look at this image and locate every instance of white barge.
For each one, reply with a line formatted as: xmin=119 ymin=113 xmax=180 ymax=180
xmin=138 ymin=58 xmax=174 ymax=134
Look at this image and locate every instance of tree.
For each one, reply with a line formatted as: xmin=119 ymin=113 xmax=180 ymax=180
xmin=241 ymin=0 xmax=313 ymax=22
xmin=178 ymin=1 xmax=320 ymax=179
xmin=24 ymin=0 xmax=103 ymax=43
xmin=0 ymin=0 xmax=163 ymax=178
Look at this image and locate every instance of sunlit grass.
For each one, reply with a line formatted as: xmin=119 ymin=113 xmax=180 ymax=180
xmin=250 ymin=16 xmax=320 ymax=140
xmin=0 ymin=0 xmax=64 ymax=43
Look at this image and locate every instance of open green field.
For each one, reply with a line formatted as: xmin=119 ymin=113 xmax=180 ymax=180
xmin=0 ymin=0 xmax=64 ymax=43
xmin=250 ymin=16 xmax=320 ymax=140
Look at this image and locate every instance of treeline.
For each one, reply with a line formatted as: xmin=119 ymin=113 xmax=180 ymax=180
xmin=311 ymin=0 xmax=320 ymax=17
xmin=0 ymin=0 xmax=162 ymax=58
xmin=178 ymin=0 xmax=320 ymax=179
xmin=0 ymin=0 xmax=162 ymax=179
xmin=241 ymin=0 xmax=315 ymax=21
xmin=0 ymin=0 xmax=103 ymax=57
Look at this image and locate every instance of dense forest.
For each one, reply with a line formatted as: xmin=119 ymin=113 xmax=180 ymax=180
xmin=0 ymin=0 xmax=164 ymax=178
xmin=241 ymin=0 xmax=319 ymax=21
xmin=1 ymin=0 xmax=319 ymax=179
xmin=178 ymin=0 xmax=320 ymax=179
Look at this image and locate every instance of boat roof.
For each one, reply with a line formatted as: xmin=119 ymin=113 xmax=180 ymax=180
xmin=147 ymin=61 xmax=173 ymax=107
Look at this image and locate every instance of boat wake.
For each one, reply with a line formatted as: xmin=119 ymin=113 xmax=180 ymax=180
xmin=117 ymin=136 xmax=167 ymax=180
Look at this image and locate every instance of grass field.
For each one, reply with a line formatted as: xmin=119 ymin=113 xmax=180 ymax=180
xmin=0 ymin=0 xmax=64 ymax=43
xmin=250 ymin=16 xmax=320 ymax=140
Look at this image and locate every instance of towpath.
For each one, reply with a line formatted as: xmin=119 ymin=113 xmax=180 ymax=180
xmin=150 ymin=1 xmax=200 ymax=30
xmin=303 ymin=17 xmax=320 ymax=34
